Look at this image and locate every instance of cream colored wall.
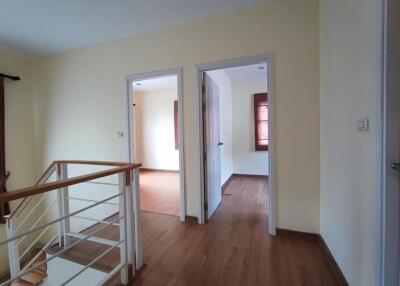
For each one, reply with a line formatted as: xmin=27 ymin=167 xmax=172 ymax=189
xmin=134 ymin=89 xmax=179 ymax=170
xmin=319 ymin=0 xmax=382 ymax=284
xmin=0 ymin=51 xmax=37 ymax=273
xmin=32 ymin=0 xmax=320 ymax=232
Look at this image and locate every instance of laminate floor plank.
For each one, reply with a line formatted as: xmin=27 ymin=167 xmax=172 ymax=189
xmin=139 ymin=171 xmax=180 ymax=216
xmin=57 ymin=176 xmax=341 ymax=286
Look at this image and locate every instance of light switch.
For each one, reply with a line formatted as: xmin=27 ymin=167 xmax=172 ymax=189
xmin=357 ymin=118 xmax=369 ymax=132
xmin=116 ymin=132 xmax=124 ymax=138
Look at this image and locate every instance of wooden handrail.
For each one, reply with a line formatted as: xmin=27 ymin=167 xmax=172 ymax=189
xmin=54 ymin=160 xmax=136 ymax=167
xmin=0 ymin=163 xmax=141 ymax=204
xmin=6 ymin=162 xmax=57 ymax=219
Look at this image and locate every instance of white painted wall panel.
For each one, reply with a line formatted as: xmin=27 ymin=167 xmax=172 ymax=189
xmin=134 ymin=89 xmax=179 ymax=170
xmin=319 ymin=0 xmax=382 ymax=284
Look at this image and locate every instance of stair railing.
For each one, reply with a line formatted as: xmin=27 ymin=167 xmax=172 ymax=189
xmin=0 ymin=160 xmax=142 ymax=286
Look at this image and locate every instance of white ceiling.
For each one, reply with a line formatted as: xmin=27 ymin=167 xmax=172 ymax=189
xmin=133 ymin=76 xmax=177 ymax=93
xmin=0 ymin=0 xmax=267 ymax=58
xmin=224 ymin=63 xmax=267 ymax=82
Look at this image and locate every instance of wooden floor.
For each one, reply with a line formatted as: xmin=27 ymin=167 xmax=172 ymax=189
xmin=139 ymin=171 xmax=180 ymax=216
xmin=132 ymin=176 xmax=340 ymax=286
xmin=52 ymin=176 xmax=342 ymax=286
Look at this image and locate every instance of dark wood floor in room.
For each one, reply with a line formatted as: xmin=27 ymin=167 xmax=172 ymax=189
xmin=56 ymin=176 xmax=341 ymax=286
xmin=139 ymin=171 xmax=180 ymax=216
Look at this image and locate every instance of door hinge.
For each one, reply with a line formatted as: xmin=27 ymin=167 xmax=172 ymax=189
xmin=202 ymin=102 xmax=206 ymax=111
xmin=204 ymin=202 xmax=208 ymax=210
xmin=203 ymin=153 xmax=207 ymax=162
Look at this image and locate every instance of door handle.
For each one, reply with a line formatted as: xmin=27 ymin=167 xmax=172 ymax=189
xmin=218 ymin=142 xmax=224 ymax=146
xmin=391 ymin=163 xmax=400 ymax=170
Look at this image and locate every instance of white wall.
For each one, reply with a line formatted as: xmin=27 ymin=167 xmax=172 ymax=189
xmin=319 ymin=0 xmax=382 ymax=285
xmin=0 ymin=51 xmax=37 ymax=273
xmin=206 ymin=70 xmax=233 ymax=185
xmin=208 ymin=69 xmax=269 ymax=180
xmin=232 ymin=77 xmax=268 ymax=176
xmin=134 ymin=89 xmax=179 ymax=170
xmin=32 ymin=0 xmax=320 ymax=232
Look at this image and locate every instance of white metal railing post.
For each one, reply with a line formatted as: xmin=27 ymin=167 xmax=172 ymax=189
xmin=133 ymin=168 xmax=142 ymax=270
xmin=6 ymin=217 xmax=20 ymax=279
xmin=60 ymin=163 xmax=71 ymax=247
xmin=56 ymin=164 xmax=65 ymax=247
xmin=125 ymin=171 xmax=135 ymax=272
xmin=119 ymin=172 xmax=129 ymax=285
xmin=56 ymin=163 xmax=71 ymax=248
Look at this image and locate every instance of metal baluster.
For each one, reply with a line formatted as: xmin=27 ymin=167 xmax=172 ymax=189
xmin=56 ymin=164 xmax=65 ymax=248
xmin=60 ymin=163 xmax=71 ymax=247
xmin=133 ymin=168 xmax=142 ymax=270
xmin=6 ymin=217 xmax=20 ymax=279
xmin=125 ymin=171 xmax=135 ymax=273
xmin=119 ymin=173 xmax=129 ymax=285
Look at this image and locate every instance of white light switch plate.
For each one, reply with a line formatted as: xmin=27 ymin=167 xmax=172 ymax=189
xmin=357 ymin=118 xmax=369 ymax=132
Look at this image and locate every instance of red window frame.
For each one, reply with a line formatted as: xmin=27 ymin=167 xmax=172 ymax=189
xmin=254 ymin=93 xmax=268 ymax=151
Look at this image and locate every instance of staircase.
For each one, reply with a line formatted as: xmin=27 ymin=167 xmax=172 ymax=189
xmin=0 ymin=160 xmax=143 ymax=286
xmin=12 ymin=251 xmax=47 ymax=286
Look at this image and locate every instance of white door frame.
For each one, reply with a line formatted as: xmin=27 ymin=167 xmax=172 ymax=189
xmin=195 ymin=54 xmax=277 ymax=235
xmin=124 ymin=67 xmax=186 ymax=222
xmin=381 ymin=0 xmax=400 ymax=284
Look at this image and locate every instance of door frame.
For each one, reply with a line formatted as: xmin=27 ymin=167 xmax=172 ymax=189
xmin=381 ymin=0 xmax=400 ymax=284
xmin=195 ymin=54 xmax=277 ymax=235
xmin=124 ymin=67 xmax=186 ymax=222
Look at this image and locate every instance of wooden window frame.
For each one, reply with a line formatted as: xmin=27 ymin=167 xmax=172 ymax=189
xmin=254 ymin=92 xmax=268 ymax=151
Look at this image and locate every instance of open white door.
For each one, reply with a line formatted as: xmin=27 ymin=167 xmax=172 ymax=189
xmin=203 ymin=73 xmax=222 ymax=220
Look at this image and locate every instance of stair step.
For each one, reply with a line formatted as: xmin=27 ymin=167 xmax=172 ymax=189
xmin=20 ymin=269 xmax=47 ymax=285
xmin=21 ymin=250 xmax=47 ymax=274
xmin=11 ymin=280 xmax=33 ymax=286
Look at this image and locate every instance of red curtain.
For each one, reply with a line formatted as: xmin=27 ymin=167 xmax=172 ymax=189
xmin=254 ymin=93 xmax=268 ymax=151
xmin=0 ymin=76 xmax=10 ymax=224
xmin=174 ymin=100 xmax=178 ymax=150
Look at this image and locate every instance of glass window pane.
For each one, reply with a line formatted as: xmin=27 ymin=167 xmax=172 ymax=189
xmin=258 ymin=121 xmax=268 ymax=140
xmin=258 ymin=105 xmax=268 ymax=120
xmin=258 ymin=139 xmax=268 ymax=146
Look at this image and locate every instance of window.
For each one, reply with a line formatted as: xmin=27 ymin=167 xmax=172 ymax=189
xmin=174 ymin=100 xmax=178 ymax=150
xmin=254 ymin=93 xmax=268 ymax=151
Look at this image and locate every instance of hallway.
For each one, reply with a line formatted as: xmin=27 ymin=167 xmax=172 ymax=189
xmin=34 ymin=176 xmax=342 ymax=286
xmin=133 ymin=176 xmax=341 ymax=286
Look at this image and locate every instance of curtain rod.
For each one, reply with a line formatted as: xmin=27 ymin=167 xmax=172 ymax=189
xmin=0 ymin=74 xmax=21 ymax=81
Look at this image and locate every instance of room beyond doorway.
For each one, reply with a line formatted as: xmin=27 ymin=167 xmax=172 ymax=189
xmin=196 ymin=55 xmax=276 ymax=235
xmin=125 ymin=68 xmax=185 ymax=221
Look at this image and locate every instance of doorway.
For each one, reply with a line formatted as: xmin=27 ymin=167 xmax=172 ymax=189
xmin=382 ymin=0 xmax=400 ymax=284
xmin=196 ymin=55 xmax=276 ymax=235
xmin=125 ymin=68 xmax=185 ymax=222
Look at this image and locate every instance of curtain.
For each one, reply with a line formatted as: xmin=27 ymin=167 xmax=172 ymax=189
xmin=0 ymin=76 xmax=10 ymax=224
xmin=174 ymin=100 xmax=178 ymax=150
